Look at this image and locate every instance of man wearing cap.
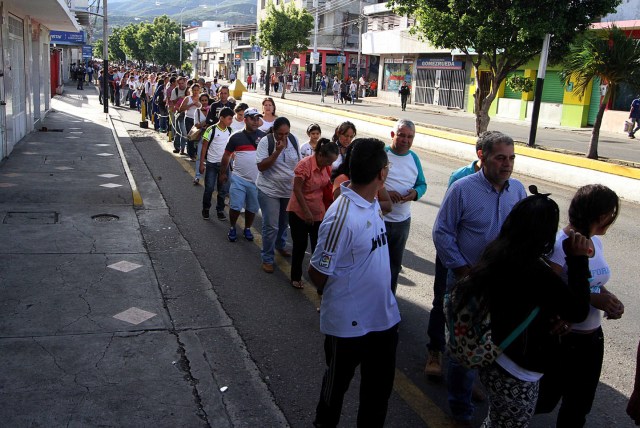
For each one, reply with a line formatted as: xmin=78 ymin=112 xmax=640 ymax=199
xmin=218 ymin=108 xmax=266 ymax=242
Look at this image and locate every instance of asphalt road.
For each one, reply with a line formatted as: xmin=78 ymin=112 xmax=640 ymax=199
xmin=115 ymin=105 xmax=639 ymax=427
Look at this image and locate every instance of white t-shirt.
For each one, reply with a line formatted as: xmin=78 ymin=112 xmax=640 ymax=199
xmin=549 ymin=230 xmax=611 ymax=331
xmin=383 ymin=149 xmax=423 ymax=223
xmin=203 ymin=125 xmax=232 ymax=163
xmin=183 ymin=96 xmax=199 ymax=117
xmin=255 ymin=134 xmax=301 ymax=198
xmin=310 ymin=183 xmax=401 ymax=338
xmin=259 ymin=118 xmax=275 ymax=133
xmin=230 ymin=116 xmax=245 ymax=133
xmin=299 ymin=141 xmax=315 ymax=158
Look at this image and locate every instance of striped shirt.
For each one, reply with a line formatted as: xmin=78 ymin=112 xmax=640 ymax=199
xmin=310 ymin=183 xmax=401 ymax=338
xmin=433 ymin=169 xmax=527 ymax=270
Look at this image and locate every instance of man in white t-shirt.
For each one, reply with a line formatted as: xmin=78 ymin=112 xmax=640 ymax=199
xmin=200 ymin=107 xmax=234 ymax=221
xmin=309 ymin=137 xmax=400 ymax=428
xmin=384 ymin=119 xmax=426 ymax=294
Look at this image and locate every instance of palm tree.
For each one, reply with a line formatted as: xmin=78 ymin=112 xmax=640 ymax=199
xmin=561 ymin=26 xmax=640 ymax=159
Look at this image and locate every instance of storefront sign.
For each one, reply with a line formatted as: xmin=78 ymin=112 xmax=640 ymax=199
xmin=417 ymin=58 xmax=464 ymax=69
xmin=50 ymin=31 xmax=85 ymax=45
xmin=82 ymin=45 xmax=93 ymax=58
xmin=384 ymin=58 xmax=414 ymax=64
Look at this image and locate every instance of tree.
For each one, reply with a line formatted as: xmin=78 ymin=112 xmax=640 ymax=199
xmin=257 ymin=1 xmax=313 ymax=99
xmin=150 ymin=15 xmax=195 ymax=67
xmin=119 ymin=23 xmax=151 ymax=66
xmin=391 ymin=0 xmax=621 ymax=135
xmin=93 ymin=39 xmax=104 ymax=59
xmin=108 ymin=27 xmax=126 ymax=62
xmin=561 ymin=26 xmax=640 ymax=159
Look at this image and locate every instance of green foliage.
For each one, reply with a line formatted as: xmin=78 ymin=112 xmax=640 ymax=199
xmin=561 ymin=25 xmax=640 ymax=158
xmin=506 ymin=75 xmax=534 ymax=93
xmin=390 ymin=0 xmax=621 ymax=134
xmin=93 ymin=39 xmax=104 ymax=58
xmin=108 ymin=27 xmax=126 ymax=62
xmin=181 ymin=61 xmax=193 ymax=76
xmin=107 ymin=15 xmax=196 ymax=67
xmin=561 ymin=26 xmax=640 ymax=97
xmin=257 ymin=1 xmax=313 ymax=75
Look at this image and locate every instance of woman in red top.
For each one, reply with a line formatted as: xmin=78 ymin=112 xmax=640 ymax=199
xmin=287 ymin=138 xmax=339 ymax=289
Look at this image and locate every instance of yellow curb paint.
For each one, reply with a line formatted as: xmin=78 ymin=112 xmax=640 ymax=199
xmin=244 ymin=94 xmax=639 ymax=180
xmin=108 ymin=115 xmax=144 ymax=208
xmin=394 ymin=370 xmax=455 ymax=427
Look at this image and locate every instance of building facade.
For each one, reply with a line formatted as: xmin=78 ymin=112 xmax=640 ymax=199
xmin=0 ymin=0 xmax=80 ymax=160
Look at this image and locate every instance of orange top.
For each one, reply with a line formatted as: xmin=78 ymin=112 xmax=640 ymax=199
xmin=287 ymin=155 xmax=332 ymax=221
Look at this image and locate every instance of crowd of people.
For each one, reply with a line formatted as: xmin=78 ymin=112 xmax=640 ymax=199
xmin=91 ymin=65 xmax=638 ymax=427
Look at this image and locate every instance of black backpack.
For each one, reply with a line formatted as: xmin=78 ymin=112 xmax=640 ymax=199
xmin=267 ymin=133 xmax=300 ymax=159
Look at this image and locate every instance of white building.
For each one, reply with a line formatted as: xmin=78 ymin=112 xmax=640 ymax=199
xmin=1 ymin=0 xmax=81 ymax=160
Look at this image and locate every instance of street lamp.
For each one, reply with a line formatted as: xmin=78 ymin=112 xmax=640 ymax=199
xmin=179 ymin=6 xmax=187 ymax=67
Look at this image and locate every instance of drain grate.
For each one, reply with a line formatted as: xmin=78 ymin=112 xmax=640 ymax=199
xmin=3 ymin=211 xmax=59 ymax=224
xmin=92 ymin=214 xmax=120 ymax=222
xmin=39 ymin=127 xmax=64 ymax=132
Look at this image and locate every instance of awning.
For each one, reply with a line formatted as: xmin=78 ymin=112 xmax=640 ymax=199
xmin=9 ymin=0 xmax=81 ymax=32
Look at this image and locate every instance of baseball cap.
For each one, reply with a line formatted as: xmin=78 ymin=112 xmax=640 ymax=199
xmin=244 ymin=108 xmax=263 ymax=118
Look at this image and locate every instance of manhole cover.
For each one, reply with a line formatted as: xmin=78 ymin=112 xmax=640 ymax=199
xmin=92 ymin=214 xmax=119 ymax=222
xmin=3 ymin=211 xmax=59 ymax=224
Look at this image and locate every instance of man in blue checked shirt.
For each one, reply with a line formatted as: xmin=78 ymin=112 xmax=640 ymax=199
xmin=432 ymin=131 xmax=527 ymax=427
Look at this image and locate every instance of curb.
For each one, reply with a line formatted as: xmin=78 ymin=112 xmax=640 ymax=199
xmin=241 ymin=92 xmax=639 ymax=181
xmin=107 ymin=111 xmax=144 ymax=208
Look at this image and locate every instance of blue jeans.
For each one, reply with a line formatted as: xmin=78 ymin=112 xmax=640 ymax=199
xmin=202 ymin=161 xmax=230 ymax=213
xmin=194 ymin=141 xmax=203 ymax=180
xmin=258 ymin=189 xmax=289 ymax=264
xmin=446 ymin=269 xmax=477 ymax=422
xmin=173 ymin=114 xmax=185 ymax=152
xmin=385 ymin=218 xmax=411 ymax=295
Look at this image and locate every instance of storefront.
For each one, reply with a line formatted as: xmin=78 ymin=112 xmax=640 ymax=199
xmin=382 ymin=57 xmax=413 ymax=92
xmin=414 ymin=57 xmax=466 ymax=109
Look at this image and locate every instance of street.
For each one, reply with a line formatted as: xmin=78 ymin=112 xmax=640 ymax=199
xmin=0 ymin=86 xmax=637 ymax=427
xmin=116 ymin=96 xmax=639 ymax=427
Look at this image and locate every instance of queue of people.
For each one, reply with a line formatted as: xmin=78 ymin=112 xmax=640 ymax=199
xmin=95 ymin=69 xmax=634 ymax=426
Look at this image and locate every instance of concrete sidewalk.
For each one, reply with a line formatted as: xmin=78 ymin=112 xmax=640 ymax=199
xmin=0 ymin=85 xmax=287 ymax=427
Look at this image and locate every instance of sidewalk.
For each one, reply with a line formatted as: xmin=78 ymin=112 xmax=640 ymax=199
xmin=0 ymin=85 xmax=287 ymax=426
xmin=241 ymin=86 xmax=640 ymax=166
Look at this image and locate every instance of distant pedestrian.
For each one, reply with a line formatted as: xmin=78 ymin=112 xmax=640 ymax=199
xmin=309 ymin=137 xmax=399 ymax=428
xmin=76 ymin=63 xmax=85 ymax=90
xmin=628 ymin=95 xmax=640 ymax=138
xmin=399 ymin=81 xmax=410 ymax=111
xmin=349 ymin=79 xmax=357 ymax=104
xmin=320 ymin=76 xmax=327 ymax=103
xmin=332 ymin=78 xmax=340 ymax=103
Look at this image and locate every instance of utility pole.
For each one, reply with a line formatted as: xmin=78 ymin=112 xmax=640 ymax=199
xmin=311 ymin=0 xmax=319 ymax=92
xmin=265 ymin=55 xmax=271 ymax=96
xmin=528 ymin=33 xmax=551 ymax=147
xmin=102 ymin=0 xmax=108 ymax=114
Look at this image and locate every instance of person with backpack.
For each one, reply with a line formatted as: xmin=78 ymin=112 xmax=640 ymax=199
xmin=255 ymin=117 xmax=301 ymax=273
xmin=199 ymin=107 xmax=234 ymax=219
xmin=154 ymin=75 xmax=168 ymax=133
xmin=453 ymin=190 xmax=592 ymax=427
xmin=433 ymin=131 xmax=527 ymax=426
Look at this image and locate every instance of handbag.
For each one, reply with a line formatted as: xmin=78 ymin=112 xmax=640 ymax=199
xmin=187 ymin=111 xmax=204 ymax=142
xmin=624 ymin=120 xmax=634 ymax=133
xmin=445 ymin=276 xmax=540 ymax=369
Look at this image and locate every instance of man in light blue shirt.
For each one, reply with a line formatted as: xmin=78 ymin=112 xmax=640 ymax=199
xmin=432 ymin=131 xmax=527 ymax=425
xmin=425 ymin=136 xmax=483 ymax=378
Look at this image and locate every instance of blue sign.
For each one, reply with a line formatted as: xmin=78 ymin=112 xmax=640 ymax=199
xmin=50 ymin=31 xmax=85 ymax=45
xmin=82 ymin=46 xmax=93 ymax=58
xmin=416 ymin=58 xmax=463 ymax=69
xmin=251 ymin=45 xmax=261 ymax=53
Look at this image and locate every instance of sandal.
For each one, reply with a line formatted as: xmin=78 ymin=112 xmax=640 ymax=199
xmin=291 ymin=280 xmax=304 ymax=289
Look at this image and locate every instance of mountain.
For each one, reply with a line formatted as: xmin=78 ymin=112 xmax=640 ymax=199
xmin=89 ymin=0 xmax=256 ymax=40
